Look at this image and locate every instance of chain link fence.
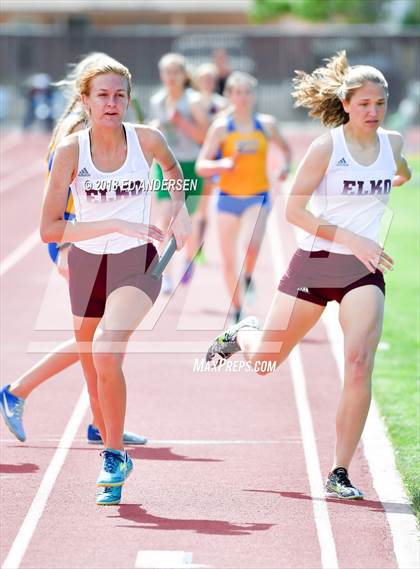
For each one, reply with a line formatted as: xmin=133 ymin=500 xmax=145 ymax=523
xmin=0 ymin=24 xmax=418 ymax=126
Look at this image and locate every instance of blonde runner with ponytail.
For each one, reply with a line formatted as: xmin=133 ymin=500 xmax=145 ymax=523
xmin=48 ymin=52 xmax=120 ymax=155
xmin=0 ymin=52 xmax=149 ymax=453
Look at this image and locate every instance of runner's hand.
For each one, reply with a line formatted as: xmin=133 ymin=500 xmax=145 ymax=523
xmin=168 ymin=203 xmax=192 ymax=250
xmin=348 ymin=234 xmax=394 ymax=274
xmin=117 ymin=221 xmax=165 ymax=243
xmin=392 ymin=174 xmax=407 ymax=187
xmin=218 ymin=156 xmax=237 ymax=171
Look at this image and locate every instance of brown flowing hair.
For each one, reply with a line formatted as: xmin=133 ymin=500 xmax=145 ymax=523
xmin=292 ymin=51 xmax=388 ymax=128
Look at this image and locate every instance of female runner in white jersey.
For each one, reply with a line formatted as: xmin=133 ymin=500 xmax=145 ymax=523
xmin=206 ymin=51 xmax=411 ymax=499
xmin=40 ymin=56 xmax=191 ymax=505
xmin=0 ymin=53 xmax=148 ymax=447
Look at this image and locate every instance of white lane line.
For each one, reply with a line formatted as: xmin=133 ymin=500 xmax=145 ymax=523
xmin=0 ymin=230 xmax=40 ymax=277
xmin=147 ymin=439 xmax=298 ymax=445
xmin=135 ymin=551 xmax=211 ymax=569
xmin=288 ymin=349 xmax=339 ymax=569
xmin=268 ymin=209 xmax=339 ymax=569
xmin=322 ymin=305 xmax=420 ymax=569
xmin=1 ymin=387 xmax=89 ymax=569
xmin=0 ymin=160 xmax=45 ymax=194
xmin=28 ymin=341 xmax=210 ymax=353
xmin=1 ymin=438 xmax=300 ymax=445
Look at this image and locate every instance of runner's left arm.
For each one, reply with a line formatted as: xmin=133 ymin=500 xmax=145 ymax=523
xmin=389 ymin=131 xmax=411 ymax=187
xmin=139 ymin=126 xmax=191 ymax=249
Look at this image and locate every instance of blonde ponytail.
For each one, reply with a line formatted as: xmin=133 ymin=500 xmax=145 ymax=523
xmin=48 ymin=96 xmax=86 ymax=156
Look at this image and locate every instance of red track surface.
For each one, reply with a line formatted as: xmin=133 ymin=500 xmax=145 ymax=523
xmin=0 ymin=129 xmax=403 ymax=568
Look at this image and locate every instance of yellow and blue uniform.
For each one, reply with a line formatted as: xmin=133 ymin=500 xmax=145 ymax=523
xmin=47 ymin=149 xmax=76 ymax=263
xmin=217 ymin=114 xmax=270 ymax=216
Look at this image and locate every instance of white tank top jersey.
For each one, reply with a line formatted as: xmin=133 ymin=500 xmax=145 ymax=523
xmin=70 ymin=123 xmax=151 ymax=254
xmin=299 ymin=125 xmax=397 ymax=255
xmin=149 ymin=88 xmax=201 ymax=162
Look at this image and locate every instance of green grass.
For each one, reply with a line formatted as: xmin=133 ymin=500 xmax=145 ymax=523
xmin=373 ymin=155 xmax=420 ymax=521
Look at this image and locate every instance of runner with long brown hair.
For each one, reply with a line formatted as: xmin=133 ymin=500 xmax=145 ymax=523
xmin=205 ymin=52 xmax=411 ymax=499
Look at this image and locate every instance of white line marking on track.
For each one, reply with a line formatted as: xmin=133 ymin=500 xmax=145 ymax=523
xmin=135 ymin=551 xmax=211 ymax=569
xmin=288 ymin=349 xmax=339 ymax=569
xmin=27 ymin=341 xmax=211 ymax=353
xmin=0 ymin=160 xmax=44 ymax=194
xmin=322 ymin=304 xmax=420 ymax=569
xmin=0 ymin=438 xmax=300 ymax=445
xmin=147 ymin=439 xmax=298 ymax=445
xmin=1 ymin=387 xmax=89 ymax=569
xmin=268 ymin=208 xmax=339 ymax=569
xmin=0 ymin=230 xmax=40 ymax=277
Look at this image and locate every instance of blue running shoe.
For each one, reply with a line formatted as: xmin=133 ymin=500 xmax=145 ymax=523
xmin=96 ymin=454 xmax=133 ymax=504
xmin=96 ymin=449 xmax=128 ymax=487
xmin=87 ymin=424 xmax=147 ymax=445
xmin=126 ymin=454 xmax=134 ymax=479
xmin=0 ymin=385 xmax=26 ymax=442
xmin=96 ymin=485 xmax=122 ymax=506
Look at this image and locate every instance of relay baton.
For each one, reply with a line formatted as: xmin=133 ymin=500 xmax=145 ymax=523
xmin=150 ymin=236 xmax=177 ymax=279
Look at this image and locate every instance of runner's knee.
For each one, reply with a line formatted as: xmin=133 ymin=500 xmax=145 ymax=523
xmin=344 ymin=347 xmax=374 ymax=387
xmin=92 ymin=331 xmax=126 ymax=375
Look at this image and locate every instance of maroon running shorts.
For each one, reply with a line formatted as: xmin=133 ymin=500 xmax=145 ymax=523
xmin=278 ymin=249 xmax=385 ymax=307
xmin=68 ymin=243 xmax=162 ymax=317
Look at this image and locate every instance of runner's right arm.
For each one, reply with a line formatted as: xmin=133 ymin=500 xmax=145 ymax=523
xmin=195 ymin=119 xmax=234 ymax=177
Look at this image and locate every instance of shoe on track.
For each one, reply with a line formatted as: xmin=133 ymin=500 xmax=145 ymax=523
xmin=126 ymin=454 xmax=134 ymax=479
xmin=87 ymin=424 xmax=147 ymax=445
xmin=96 ymin=485 xmax=122 ymax=506
xmin=205 ymin=316 xmax=260 ymax=367
xmin=96 ymin=449 xmax=129 ymax=487
xmin=325 ymin=467 xmax=364 ymax=499
xmin=0 ymin=385 xmax=26 ymax=442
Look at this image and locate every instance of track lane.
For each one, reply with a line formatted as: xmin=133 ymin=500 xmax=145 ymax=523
xmin=1 ymin=132 xmax=416 ymax=569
